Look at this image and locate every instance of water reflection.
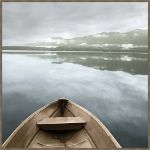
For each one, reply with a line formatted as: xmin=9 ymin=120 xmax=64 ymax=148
xmin=30 ymin=51 xmax=148 ymax=74
xmin=2 ymin=53 xmax=148 ymax=147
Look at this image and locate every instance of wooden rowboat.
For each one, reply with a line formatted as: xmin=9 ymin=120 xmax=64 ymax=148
xmin=3 ymin=98 xmax=121 ymax=148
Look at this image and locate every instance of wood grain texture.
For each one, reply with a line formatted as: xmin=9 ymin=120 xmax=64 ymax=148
xmin=37 ymin=117 xmax=86 ymax=131
xmin=29 ymin=107 xmax=96 ymax=148
xmin=2 ymin=100 xmax=58 ymax=148
xmin=2 ymin=99 xmax=121 ymax=148
xmin=67 ymin=100 xmax=121 ymax=148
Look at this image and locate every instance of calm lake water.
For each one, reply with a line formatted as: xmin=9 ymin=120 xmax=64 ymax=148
xmin=2 ymin=51 xmax=148 ymax=147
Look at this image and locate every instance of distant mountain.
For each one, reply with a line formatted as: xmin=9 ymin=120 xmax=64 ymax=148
xmin=3 ymin=29 xmax=148 ymax=51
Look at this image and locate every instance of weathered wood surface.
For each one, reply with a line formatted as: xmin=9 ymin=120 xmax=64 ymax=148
xmin=37 ymin=117 xmax=86 ymax=131
xmin=2 ymin=101 xmax=59 ymax=148
xmin=29 ymin=109 xmax=96 ymax=148
xmin=2 ymin=98 xmax=121 ymax=148
xmin=67 ymin=101 xmax=121 ymax=148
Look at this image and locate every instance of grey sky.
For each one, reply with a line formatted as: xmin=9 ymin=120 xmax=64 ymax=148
xmin=2 ymin=2 xmax=148 ymax=46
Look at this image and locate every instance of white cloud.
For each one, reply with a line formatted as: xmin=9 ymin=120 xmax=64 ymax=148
xmin=80 ymin=43 xmax=88 ymax=46
xmin=121 ymin=44 xmax=134 ymax=49
xmin=120 ymin=55 xmax=133 ymax=61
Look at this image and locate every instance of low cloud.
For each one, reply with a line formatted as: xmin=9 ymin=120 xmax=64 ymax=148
xmin=2 ymin=2 xmax=148 ymax=45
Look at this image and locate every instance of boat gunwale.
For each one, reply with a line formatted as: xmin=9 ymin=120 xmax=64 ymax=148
xmin=68 ymin=100 xmax=121 ymax=148
xmin=3 ymin=98 xmax=122 ymax=148
xmin=2 ymin=99 xmax=58 ymax=147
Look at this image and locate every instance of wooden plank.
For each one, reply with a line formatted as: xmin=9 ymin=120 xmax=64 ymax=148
xmin=3 ymin=101 xmax=58 ymax=148
xmin=37 ymin=117 xmax=86 ymax=131
xmin=3 ymin=98 xmax=121 ymax=148
xmin=67 ymin=100 xmax=121 ymax=148
xmin=29 ymin=109 xmax=95 ymax=148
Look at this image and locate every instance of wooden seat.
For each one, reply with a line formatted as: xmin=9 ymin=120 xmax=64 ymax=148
xmin=37 ymin=117 xmax=86 ymax=131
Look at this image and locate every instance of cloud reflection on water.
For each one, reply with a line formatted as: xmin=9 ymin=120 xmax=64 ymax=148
xmin=2 ymin=54 xmax=148 ymax=147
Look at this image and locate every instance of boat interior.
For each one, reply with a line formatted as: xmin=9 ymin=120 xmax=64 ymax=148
xmin=3 ymin=98 xmax=121 ymax=148
xmin=29 ymin=99 xmax=96 ymax=148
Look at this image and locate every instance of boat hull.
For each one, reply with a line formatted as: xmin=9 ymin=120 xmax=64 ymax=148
xmin=2 ymin=99 xmax=121 ymax=148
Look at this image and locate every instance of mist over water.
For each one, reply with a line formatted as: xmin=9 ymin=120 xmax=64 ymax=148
xmin=2 ymin=53 xmax=148 ymax=147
